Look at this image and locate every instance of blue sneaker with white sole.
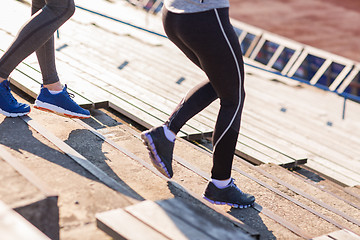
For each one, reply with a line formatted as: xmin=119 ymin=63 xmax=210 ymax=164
xmin=0 ymin=80 xmax=30 ymax=117
xmin=34 ymin=84 xmax=90 ymax=119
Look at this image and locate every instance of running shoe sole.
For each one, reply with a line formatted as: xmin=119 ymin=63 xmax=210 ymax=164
xmin=34 ymin=100 xmax=90 ymax=119
xmin=141 ymin=131 xmax=172 ymax=178
xmin=203 ymin=196 xmax=254 ymax=208
xmin=0 ymin=108 xmax=30 ymax=117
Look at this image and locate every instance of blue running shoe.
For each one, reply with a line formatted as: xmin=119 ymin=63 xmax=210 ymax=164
xmin=203 ymin=178 xmax=255 ymax=208
xmin=34 ymin=84 xmax=90 ymax=119
xmin=0 ymin=80 xmax=30 ymax=117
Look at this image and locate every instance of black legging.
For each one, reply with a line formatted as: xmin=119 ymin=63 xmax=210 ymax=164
xmin=163 ymin=7 xmax=246 ymax=180
xmin=0 ymin=0 xmax=75 ymax=84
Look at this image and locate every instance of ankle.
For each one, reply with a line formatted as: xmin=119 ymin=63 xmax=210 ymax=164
xmin=162 ymin=125 xmax=176 ymax=142
xmin=0 ymin=77 xmax=7 ymax=83
xmin=43 ymin=81 xmax=63 ymax=91
xmin=211 ymin=178 xmax=231 ymax=189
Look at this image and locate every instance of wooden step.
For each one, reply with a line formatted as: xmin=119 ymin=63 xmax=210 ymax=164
xmin=313 ymin=229 xmax=360 ymax=240
xmin=162 ymin=134 xmax=360 ymax=238
xmin=25 ymin=107 xmax=258 ymax=239
xmin=0 ymin=144 xmax=59 ymax=240
xmin=96 ymin=199 xmax=253 ymax=240
xmin=80 ymin=109 xmax=320 ymax=239
xmin=0 ymin=200 xmax=50 ymax=240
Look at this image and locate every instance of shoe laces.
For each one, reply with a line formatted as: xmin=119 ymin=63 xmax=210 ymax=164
xmin=229 ymin=179 xmax=244 ymax=194
xmin=63 ymin=88 xmax=76 ymax=101
xmin=67 ymin=92 xmax=75 ymax=98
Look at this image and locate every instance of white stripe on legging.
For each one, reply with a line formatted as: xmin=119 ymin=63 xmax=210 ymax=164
xmin=213 ymin=8 xmax=243 ymax=152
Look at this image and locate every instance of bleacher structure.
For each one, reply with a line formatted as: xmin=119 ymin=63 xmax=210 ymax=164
xmin=126 ymin=0 xmax=360 ymax=101
xmin=1 ymin=0 xmax=360 ymax=239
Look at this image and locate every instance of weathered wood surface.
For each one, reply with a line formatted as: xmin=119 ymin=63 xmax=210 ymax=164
xmin=0 ymin=0 xmax=359 ymax=185
xmin=0 ymin=201 xmax=50 ymax=240
xmin=313 ymin=229 xmax=360 ymax=240
xmin=96 ymin=199 xmax=253 ymax=240
xmin=0 ymin=146 xmax=59 ymax=240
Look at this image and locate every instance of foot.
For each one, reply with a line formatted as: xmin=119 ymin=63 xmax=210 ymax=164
xmin=0 ymin=80 xmax=30 ymax=117
xmin=141 ymin=126 xmax=174 ymax=178
xmin=34 ymin=84 xmax=90 ymax=119
xmin=203 ymin=178 xmax=255 ymax=208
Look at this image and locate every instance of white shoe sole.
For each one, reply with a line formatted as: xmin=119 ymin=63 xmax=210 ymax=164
xmin=0 ymin=108 xmax=30 ymax=117
xmin=34 ymin=100 xmax=90 ymax=119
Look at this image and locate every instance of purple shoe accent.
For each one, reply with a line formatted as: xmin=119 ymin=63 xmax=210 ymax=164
xmin=203 ymin=179 xmax=255 ymax=208
xmin=141 ymin=127 xmax=174 ymax=178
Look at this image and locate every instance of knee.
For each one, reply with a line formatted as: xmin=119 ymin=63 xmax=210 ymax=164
xmin=221 ymin=89 xmax=245 ymax=107
xmin=47 ymin=0 xmax=75 ymax=20
xmin=65 ymin=0 xmax=76 ymax=18
xmin=61 ymin=0 xmax=75 ymax=19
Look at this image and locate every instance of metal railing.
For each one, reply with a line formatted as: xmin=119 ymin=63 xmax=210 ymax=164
xmin=230 ymin=19 xmax=360 ymax=103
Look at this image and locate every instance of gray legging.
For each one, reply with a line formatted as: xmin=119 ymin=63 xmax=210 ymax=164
xmin=0 ymin=0 xmax=75 ymax=85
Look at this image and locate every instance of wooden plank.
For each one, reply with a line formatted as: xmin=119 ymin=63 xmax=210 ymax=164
xmin=267 ymin=45 xmax=285 ymax=68
xmin=250 ymin=32 xmax=304 ymax=75
xmin=240 ymin=121 xmax=309 ymax=161
xmin=172 ymin=141 xmax=311 ymax=240
xmin=245 ymin=106 xmax=360 ymax=162
xmin=177 ymin=141 xmax=311 ymax=239
xmin=74 ymin=119 xmax=259 ymax=238
xmin=287 ymin=45 xmax=354 ymax=87
xmin=287 ymin=49 xmax=310 ymax=77
xmin=50 ymin=16 xmax=212 ymax=141
xmin=244 ymin=59 xmax=301 ymax=87
xmin=252 ymin=203 xmax=312 ymax=240
xmin=244 ymin=75 xmax=360 ymax=141
xmin=278 ymin=164 xmax=360 ymax=210
xmin=96 ymin=198 xmax=254 ymax=240
xmin=250 ymin=163 xmax=360 ymax=227
xmin=337 ymin=64 xmax=360 ymax=93
xmin=108 ymin=97 xmax=187 ymax=139
xmin=233 ymin=166 xmax=349 ymax=231
xmin=238 ymin=134 xmax=296 ymax=165
xmin=157 ymin=198 xmax=253 ymax=240
xmin=96 ymin=208 xmax=169 ymax=240
xmin=305 ymin=160 xmax=360 ymax=187
xmin=177 ymin=98 xmax=303 ymax=166
xmin=241 ymin=98 xmax=360 ymax=168
xmin=57 ymin=17 xmax=197 ymax=99
xmin=124 ymin=200 xmax=213 ymax=240
xmin=310 ymin=58 xmax=332 ymax=85
xmin=344 ymin=188 xmax=360 ymax=201
xmin=249 ymin=37 xmax=267 ymax=60
xmin=0 ymin=150 xmax=60 ymax=240
xmin=329 ymin=64 xmax=353 ymax=91
xmin=312 ymin=235 xmax=333 ymax=240
xmin=0 ymin=145 xmax=56 ymax=196
xmin=52 ymin=38 xmax=207 ymax=138
xmin=235 ymin=141 xmax=279 ymax=165
xmin=20 ymin=115 xmax=139 ymax=199
xmin=0 ymin=201 xmax=50 ymax=240
xmin=328 ymin=229 xmax=360 ymax=240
